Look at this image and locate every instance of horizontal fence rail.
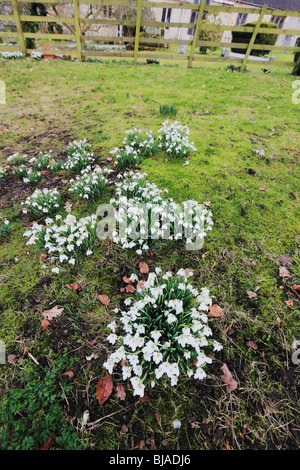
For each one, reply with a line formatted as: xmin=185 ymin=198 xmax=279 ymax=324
xmin=0 ymin=0 xmax=299 ymax=68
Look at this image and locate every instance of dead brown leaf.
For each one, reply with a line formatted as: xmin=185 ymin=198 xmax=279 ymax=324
xmin=246 ymin=290 xmax=257 ymax=299
xmin=246 ymin=339 xmax=258 ymax=350
xmin=42 ymin=306 xmax=64 ymax=321
xmin=116 ymin=384 xmax=126 ymax=401
xmin=96 ymin=374 xmax=113 ymax=405
xmin=98 ymin=294 xmax=110 ymax=306
xmin=41 ymin=318 xmax=50 ymax=330
xmin=279 ymin=266 xmax=290 ymax=278
xmin=208 ymin=304 xmax=224 ymax=318
xmin=7 ymin=354 xmax=16 ymax=364
xmin=39 ymin=433 xmax=56 ymax=450
xmin=278 ymin=254 xmax=292 ymax=266
xmin=121 ymin=424 xmax=128 ymax=433
xmin=63 ymin=282 xmax=79 ymax=291
xmin=139 ymin=262 xmax=149 ymax=274
xmin=139 ymin=392 xmax=151 ymax=403
xmin=285 ymin=299 xmax=293 ymax=309
xmin=220 ymin=364 xmax=238 ymax=393
xmin=125 ymin=284 xmax=135 ymax=293
xmin=62 ymin=370 xmax=74 ymax=379
xmin=64 ymin=201 xmax=72 ymax=213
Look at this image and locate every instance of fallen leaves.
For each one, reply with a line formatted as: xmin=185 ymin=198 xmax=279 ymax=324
xmin=63 ymin=282 xmax=79 ymax=291
xmin=116 ymin=384 xmax=126 ymax=401
xmin=139 ymin=392 xmax=151 ymax=403
xmin=96 ymin=374 xmax=113 ymax=405
xmin=42 ymin=306 xmax=64 ymax=321
xmin=62 ymin=370 xmax=74 ymax=380
xmin=246 ymin=290 xmax=257 ymax=299
xmin=41 ymin=318 xmax=50 ymax=330
xmin=220 ymin=364 xmax=238 ymax=393
xmin=98 ymin=294 xmax=110 ymax=306
xmin=62 ymin=282 xmax=87 ymax=292
xmin=64 ymin=201 xmax=72 ymax=213
xmin=207 ymin=304 xmax=224 ymax=318
xmin=39 ymin=432 xmax=56 ymax=450
xmin=287 ymin=284 xmax=300 ymax=300
xmin=139 ymin=261 xmax=149 ymax=274
xmin=125 ymin=284 xmax=135 ymax=293
xmin=279 ymin=266 xmax=290 ymax=278
xmin=246 ymin=339 xmax=263 ymax=356
xmin=278 ymin=253 xmax=292 ymax=266
xmin=41 ymin=305 xmax=64 ymax=330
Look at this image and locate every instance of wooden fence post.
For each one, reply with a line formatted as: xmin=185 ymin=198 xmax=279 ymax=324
xmin=11 ymin=0 xmax=26 ymax=55
xmin=188 ymin=0 xmax=206 ymax=68
xmin=73 ymin=0 xmax=82 ymax=62
xmin=134 ymin=0 xmax=142 ymax=64
xmin=240 ymin=3 xmax=267 ymax=72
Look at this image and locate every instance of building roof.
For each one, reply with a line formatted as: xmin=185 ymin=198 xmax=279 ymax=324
xmin=235 ymin=0 xmax=300 ymax=11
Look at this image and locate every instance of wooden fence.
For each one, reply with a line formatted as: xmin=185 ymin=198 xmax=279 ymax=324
xmin=0 ymin=0 xmax=299 ymax=70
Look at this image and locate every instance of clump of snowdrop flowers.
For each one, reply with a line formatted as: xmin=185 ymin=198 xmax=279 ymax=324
xmin=69 ymin=166 xmax=108 ymax=200
xmin=110 ymin=128 xmax=159 ymax=170
xmin=22 ymin=188 xmax=61 ymax=218
xmin=110 ymin=171 xmax=213 ymax=254
xmin=31 ymin=51 xmax=43 ymax=61
xmin=0 ymin=219 xmax=13 ymax=238
xmin=13 ymin=165 xmax=28 ymax=178
xmin=103 ymin=268 xmax=222 ymax=397
xmin=23 ymin=213 xmax=98 ymax=272
xmin=0 ymin=51 xmax=25 ymax=59
xmin=110 ymin=145 xmax=140 ymax=170
xmin=0 ymin=167 xmax=7 ymax=179
xmin=23 ymin=169 xmax=43 ymax=186
xmin=33 ymin=151 xmax=53 ymax=171
xmin=158 ymin=120 xmax=197 ymax=159
xmin=62 ymin=140 xmax=94 ymax=174
xmin=110 ymin=171 xmax=170 ymax=255
xmin=122 ymin=128 xmax=159 ymax=158
xmin=7 ymin=153 xmax=28 ymax=164
xmin=168 ymin=198 xmax=214 ymax=250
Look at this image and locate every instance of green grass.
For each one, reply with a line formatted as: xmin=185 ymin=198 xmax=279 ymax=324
xmin=0 ymin=55 xmax=299 ymax=451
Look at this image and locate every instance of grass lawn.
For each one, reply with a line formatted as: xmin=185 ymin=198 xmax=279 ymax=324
xmin=0 ymin=53 xmax=299 ymax=451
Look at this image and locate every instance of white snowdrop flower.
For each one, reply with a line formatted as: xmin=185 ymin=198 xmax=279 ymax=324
xmin=107 ymin=321 xmax=117 ymax=333
xmin=107 ymin=334 xmax=118 ymax=345
xmin=152 ymin=351 xmax=163 ymax=364
xmin=167 ymin=313 xmax=177 ymax=324
xmin=194 ymin=367 xmax=206 ymax=380
xmin=172 ymin=420 xmax=182 ymax=430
